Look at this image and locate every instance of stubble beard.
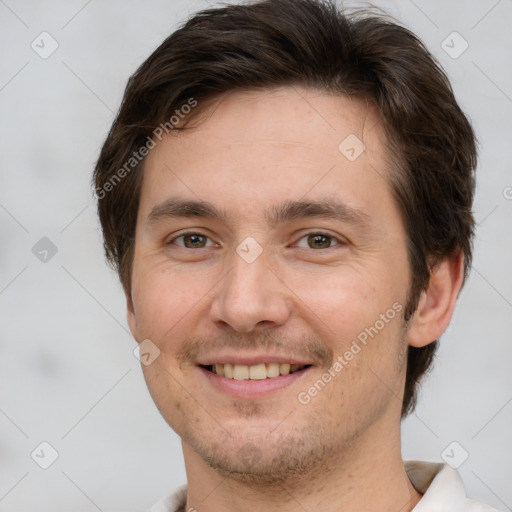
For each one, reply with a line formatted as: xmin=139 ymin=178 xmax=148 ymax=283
xmin=183 ymin=412 xmax=341 ymax=487
xmin=183 ymin=384 xmax=403 ymax=489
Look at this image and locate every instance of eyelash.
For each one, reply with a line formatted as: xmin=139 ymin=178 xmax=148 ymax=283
xmin=168 ymin=232 xmax=218 ymax=249
xmin=167 ymin=231 xmax=345 ymax=250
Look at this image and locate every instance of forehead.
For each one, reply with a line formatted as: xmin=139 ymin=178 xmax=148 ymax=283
xmin=175 ymin=86 xmax=384 ymax=158
xmin=139 ymin=86 xmax=392 ymax=221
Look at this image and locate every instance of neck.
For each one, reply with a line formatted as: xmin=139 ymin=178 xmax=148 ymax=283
xmin=182 ymin=420 xmax=422 ymax=512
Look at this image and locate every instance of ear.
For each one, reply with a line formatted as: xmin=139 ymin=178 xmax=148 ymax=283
xmin=126 ymin=292 xmax=139 ymax=341
xmin=407 ymin=251 xmax=465 ymax=348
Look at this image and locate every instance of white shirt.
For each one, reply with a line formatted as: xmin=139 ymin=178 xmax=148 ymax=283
xmin=147 ymin=461 xmax=501 ymax=512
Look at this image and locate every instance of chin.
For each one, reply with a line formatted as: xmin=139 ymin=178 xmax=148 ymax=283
xmin=184 ymin=425 xmax=335 ymax=486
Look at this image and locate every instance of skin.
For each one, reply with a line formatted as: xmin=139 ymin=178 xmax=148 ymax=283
xmin=127 ymin=86 xmax=464 ymax=512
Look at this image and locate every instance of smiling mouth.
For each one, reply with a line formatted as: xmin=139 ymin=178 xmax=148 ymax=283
xmin=201 ymin=363 xmax=312 ymax=380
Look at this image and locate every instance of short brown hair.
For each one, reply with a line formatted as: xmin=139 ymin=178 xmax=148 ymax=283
xmin=93 ymin=0 xmax=477 ymax=417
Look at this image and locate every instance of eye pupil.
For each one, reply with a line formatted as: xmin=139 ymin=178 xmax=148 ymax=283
xmin=308 ymin=234 xmax=331 ymax=249
xmin=184 ymin=234 xmax=206 ymax=248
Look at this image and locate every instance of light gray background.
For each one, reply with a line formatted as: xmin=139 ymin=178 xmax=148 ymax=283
xmin=1 ymin=0 xmax=511 ymax=510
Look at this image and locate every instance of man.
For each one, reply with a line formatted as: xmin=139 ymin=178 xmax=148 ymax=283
xmin=93 ymin=0 xmax=499 ymax=510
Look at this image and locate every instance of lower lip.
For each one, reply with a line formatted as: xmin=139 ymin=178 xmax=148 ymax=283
xmin=199 ymin=366 xmax=313 ymax=399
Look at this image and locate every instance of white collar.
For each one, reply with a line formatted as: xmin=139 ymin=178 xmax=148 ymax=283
xmin=406 ymin=460 xmax=500 ymax=512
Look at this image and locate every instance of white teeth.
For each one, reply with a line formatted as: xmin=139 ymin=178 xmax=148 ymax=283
xmin=279 ymin=363 xmax=290 ymax=375
xmin=233 ymin=364 xmax=249 ymax=380
xmin=224 ymin=363 xmax=234 ymax=378
xmin=249 ymin=363 xmax=267 ymax=380
xmin=209 ymin=362 xmax=308 ymax=379
xmin=266 ymin=363 xmax=280 ymax=378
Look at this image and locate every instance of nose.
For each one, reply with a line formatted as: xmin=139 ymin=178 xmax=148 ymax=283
xmin=209 ymin=248 xmax=291 ymax=333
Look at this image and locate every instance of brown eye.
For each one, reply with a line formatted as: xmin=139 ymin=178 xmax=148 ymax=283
xmin=305 ymin=233 xmax=335 ymax=249
xmin=170 ymin=232 xmax=214 ymax=248
xmin=183 ymin=233 xmax=207 ymax=248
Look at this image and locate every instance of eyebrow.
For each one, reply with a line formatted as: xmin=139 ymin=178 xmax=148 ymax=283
xmin=147 ymin=198 xmax=228 ymax=225
xmin=146 ymin=197 xmax=371 ymax=228
xmin=266 ymin=198 xmax=370 ymax=226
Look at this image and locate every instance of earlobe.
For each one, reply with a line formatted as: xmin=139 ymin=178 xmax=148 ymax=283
xmin=407 ymin=251 xmax=465 ymax=348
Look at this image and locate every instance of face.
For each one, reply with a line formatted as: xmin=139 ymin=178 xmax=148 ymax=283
xmin=128 ymin=86 xmax=412 ymax=483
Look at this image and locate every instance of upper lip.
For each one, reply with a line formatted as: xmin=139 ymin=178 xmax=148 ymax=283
xmin=196 ymin=352 xmax=313 ymax=367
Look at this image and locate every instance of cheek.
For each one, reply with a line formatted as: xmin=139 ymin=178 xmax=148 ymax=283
xmin=286 ymin=263 xmax=408 ymax=392
xmin=141 ymin=357 xmax=199 ymax=437
xmin=131 ymin=265 xmax=206 ymax=341
xmin=285 ymin=263 xmax=402 ymax=338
